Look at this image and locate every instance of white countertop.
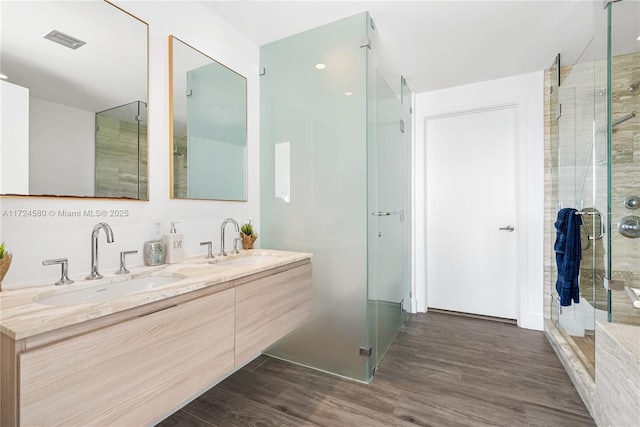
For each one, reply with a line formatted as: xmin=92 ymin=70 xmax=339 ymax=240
xmin=0 ymin=249 xmax=312 ymax=340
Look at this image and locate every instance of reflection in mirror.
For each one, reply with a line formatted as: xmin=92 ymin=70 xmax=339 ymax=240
xmin=0 ymin=1 xmax=148 ymax=199
xmin=170 ymin=36 xmax=247 ymax=201
xmin=274 ymin=142 xmax=291 ymax=203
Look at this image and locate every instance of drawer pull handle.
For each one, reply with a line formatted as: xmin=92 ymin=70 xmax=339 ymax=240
xmin=139 ymin=304 xmax=177 ymax=317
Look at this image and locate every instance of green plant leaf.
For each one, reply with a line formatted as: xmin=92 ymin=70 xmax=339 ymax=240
xmin=241 ymin=224 xmax=252 ymax=236
xmin=241 ymin=221 xmax=255 ymax=237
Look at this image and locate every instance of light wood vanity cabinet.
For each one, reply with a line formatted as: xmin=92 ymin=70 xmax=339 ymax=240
xmin=1 ymin=259 xmax=312 ymax=426
xmin=17 ymin=288 xmax=235 ymax=426
xmin=235 ymin=260 xmax=312 ymax=366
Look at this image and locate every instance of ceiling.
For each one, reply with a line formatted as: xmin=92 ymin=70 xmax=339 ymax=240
xmin=205 ymin=0 xmax=598 ymax=93
xmin=1 ymin=1 xmax=147 ymax=113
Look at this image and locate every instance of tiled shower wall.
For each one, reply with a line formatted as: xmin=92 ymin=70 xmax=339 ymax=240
xmin=173 ymin=136 xmax=187 ymax=198
xmin=95 ymin=115 xmax=148 ymax=200
xmin=609 ymin=52 xmax=639 ymax=325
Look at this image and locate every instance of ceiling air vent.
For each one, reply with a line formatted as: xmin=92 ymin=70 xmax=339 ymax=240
xmin=43 ymin=30 xmax=86 ymax=50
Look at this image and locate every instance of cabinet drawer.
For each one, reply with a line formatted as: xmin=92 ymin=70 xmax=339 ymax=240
xmin=19 ymin=288 xmax=235 ymax=426
xmin=235 ymin=263 xmax=312 ymax=366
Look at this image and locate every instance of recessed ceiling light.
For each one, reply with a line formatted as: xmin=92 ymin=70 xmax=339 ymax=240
xmin=315 ymin=63 xmax=326 ymax=70
xmin=637 ymin=35 xmax=640 ymax=41
xmin=44 ymin=30 xmax=86 ymax=50
xmin=344 ymin=91 xmax=353 ymax=96
xmin=0 ymin=74 xmax=7 ymax=80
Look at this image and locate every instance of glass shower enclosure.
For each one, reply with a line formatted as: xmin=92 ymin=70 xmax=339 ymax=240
xmin=260 ymin=12 xmax=411 ymax=382
xmin=551 ymin=0 xmax=639 ymax=375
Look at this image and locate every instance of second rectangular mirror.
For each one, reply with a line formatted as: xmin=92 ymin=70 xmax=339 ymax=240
xmin=169 ymin=36 xmax=247 ymax=201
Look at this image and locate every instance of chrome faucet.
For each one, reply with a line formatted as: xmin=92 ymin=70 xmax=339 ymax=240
xmin=115 ymin=250 xmax=137 ymax=275
xmin=218 ymin=218 xmax=239 ymax=256
xmin=42 ymin=258 xmax=74 ymax=286
xmin=200 ymin=241 xmax=214 ymax=259
xmin=86 ymin=222 xmax=114 ymax=280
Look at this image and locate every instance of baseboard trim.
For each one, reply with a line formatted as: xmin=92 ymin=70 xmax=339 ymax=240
xmin=427 ymin=308 xmax=517 ymax=325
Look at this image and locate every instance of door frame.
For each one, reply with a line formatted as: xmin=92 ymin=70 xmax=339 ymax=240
xmin=412 ymin=72 xmax=545 ymax=331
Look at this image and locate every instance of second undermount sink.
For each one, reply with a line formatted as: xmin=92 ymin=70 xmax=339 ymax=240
xmin=35 ymin=275 xmax=182 ymax=306
xmin=214 ymin=255 xmax=279 ymax=267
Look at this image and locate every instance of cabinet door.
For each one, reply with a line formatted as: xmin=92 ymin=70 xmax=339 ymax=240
xmin=235 ymin=263 xmax=312 ymax=366
xmin=19 ymin=288 xmax=235 ymax=426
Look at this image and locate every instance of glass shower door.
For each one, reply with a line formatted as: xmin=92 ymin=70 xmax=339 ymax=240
xmin=260 ymin=12 xmax=371 ymax=383
xmin=185 ymin=62 xmax=247 ymax=200
xmin=556 ymin=38 xmax=605 ymax=373
xmin=401 ymin=77 xmax=413 ymax=324
xmin=368 ymin=69 xmax=405 ymax=369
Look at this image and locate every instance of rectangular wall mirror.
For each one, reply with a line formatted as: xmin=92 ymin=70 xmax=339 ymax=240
xmin=169 ymin=35 xmax=247 ymax=201
xmin=0 ymin=0 xmax=149 ymax=200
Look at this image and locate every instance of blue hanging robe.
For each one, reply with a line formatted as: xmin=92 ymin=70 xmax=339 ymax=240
xmin=554 ymin=208 xmax=582 ymax=306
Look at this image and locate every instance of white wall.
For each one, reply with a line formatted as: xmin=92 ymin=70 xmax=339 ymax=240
xmin=0 ymin=80 xmax=29 ymax=194
xmin=0 ymin=1 xmax=260 ymax=288
xmin=413 ymin=71 xmax=544 ymax=330
xmin=29 ymin=98 xmax=95 ymax=196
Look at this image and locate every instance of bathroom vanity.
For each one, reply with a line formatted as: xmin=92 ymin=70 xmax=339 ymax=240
xmin=0 ymin=250 xmax=312 ymax=426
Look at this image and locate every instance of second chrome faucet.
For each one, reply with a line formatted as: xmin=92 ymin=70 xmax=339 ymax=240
xmin=86 ymin=222 xmax=114 ymax=280
xmin=218 ymin=218 xmax=240 ymax=257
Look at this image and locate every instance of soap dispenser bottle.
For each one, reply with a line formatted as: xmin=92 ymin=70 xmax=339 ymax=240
xmin=164 ymin=221 xmax=184 ymax=264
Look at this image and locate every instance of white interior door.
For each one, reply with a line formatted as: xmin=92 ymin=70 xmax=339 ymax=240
xmin=426 ymin=107 xmax=518 ymax=319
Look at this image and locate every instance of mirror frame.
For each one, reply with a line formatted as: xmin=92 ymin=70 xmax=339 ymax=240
xmin=168 ymin=35 xmax=248 ymax=202
xmin=0 ymin=0 xmax=150 ymax=201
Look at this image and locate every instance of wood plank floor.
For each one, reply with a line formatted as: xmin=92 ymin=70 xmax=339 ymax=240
xmin=157 ymin=312 xmax=595 ymax=427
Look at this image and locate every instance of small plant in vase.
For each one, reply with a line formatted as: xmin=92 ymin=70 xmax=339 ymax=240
xmin=240 ymin=220 xmax=258 ymax=250
xmin=0 ymin=241 xmax=12 ymax=289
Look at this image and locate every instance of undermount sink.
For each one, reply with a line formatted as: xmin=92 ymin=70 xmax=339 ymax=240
xmin=214 ymin=255 xmax=279 ymax=267
xmin=35 ymin=276 xmax=182 ymax=306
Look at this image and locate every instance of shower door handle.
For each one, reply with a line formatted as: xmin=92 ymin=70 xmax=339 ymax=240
xmin=576 ymin=209 xmax=605 ymax=240
xmin=499 ymin=225 xmax=515 ymax=232
xmin=371 ymin=210 xmax=404 ymax=221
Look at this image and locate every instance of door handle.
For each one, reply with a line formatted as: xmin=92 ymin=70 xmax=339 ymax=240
xmin=371 ymin=210 xmax=404 ymax=221
xmin=499 ymin=225 xmax=515 ymax=232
